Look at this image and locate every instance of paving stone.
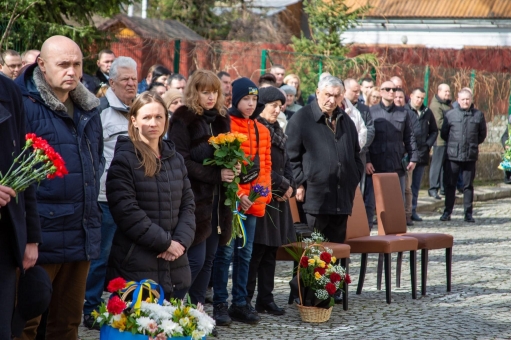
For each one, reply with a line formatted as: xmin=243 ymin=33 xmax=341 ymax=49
xmin=79 ymin=196 xmax=511 ymax=339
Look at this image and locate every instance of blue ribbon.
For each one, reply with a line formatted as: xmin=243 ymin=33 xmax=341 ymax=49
xmin=123 ymin=279 xmax=164 ymax=313
xmin=233 ymin=201 xmax=247 ymax=248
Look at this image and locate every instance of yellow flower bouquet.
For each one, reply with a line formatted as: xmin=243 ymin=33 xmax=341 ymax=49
xmin=203 ymin=132 xmax=253 ymax=244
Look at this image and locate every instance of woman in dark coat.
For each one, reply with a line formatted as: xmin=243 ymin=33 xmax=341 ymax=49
xmin=106 ymin=92 xmax=196 ymax=297
xmin=247 ymin=86 xmax=297 ymax=315
xmin=168 ymin=70 xmax=235 ymax=304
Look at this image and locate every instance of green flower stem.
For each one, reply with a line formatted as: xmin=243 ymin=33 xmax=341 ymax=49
xmin=0 ymin=148 xmax=33 ymax=181
xmin=9 ymin=164 xmax=51 ymax=191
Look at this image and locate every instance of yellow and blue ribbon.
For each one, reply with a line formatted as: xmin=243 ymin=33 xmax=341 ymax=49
xmin=123 ymin=279 xmax=164 ymax=314
xmin=233 ymin=201 xmax=247 ymax=248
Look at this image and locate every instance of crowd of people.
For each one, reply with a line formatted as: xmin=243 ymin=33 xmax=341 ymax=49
xmin=0 ymin=34 xmax=498 ymax=339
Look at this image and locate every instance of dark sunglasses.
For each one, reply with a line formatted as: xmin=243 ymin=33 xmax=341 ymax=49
xmin=382 ymin=87 xmax=397 ymax=92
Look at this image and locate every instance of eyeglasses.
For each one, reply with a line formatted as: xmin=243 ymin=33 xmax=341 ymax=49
xmin=381 ymin=87 xmax=397 ymax=92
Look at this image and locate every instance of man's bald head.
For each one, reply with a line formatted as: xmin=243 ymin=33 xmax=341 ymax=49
xmin=40 ymin=35 xmax=82 ymax=59
xmin=390 ymin=76 xmax=403 ymax=89
xmin=38 ymin=36 xmax=83 ymax=103
xmin=437 ymin=83 xmax=451 ymax=101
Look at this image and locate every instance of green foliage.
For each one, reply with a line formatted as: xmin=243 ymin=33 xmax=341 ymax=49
xmin=148 ymin=0 xmax=230 ymax=40
xmin=0 ymin=0 xmax=130 ymax=73
xmin=289 ymin=0 xmax=378 ymax=97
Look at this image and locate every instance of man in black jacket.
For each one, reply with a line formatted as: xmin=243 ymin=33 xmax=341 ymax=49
xmin=0 ymin=74 xmax=41 ymax=338
xmin=287 ymin=75 xmax=364 ymax=244
xmin=365 ymin=81 xmax=418 ymax=230
xmin=93 ymin=49 xmax=115 ymax=91
xmin=440 ymin=89 xmax=487 ymax=222
xmin=404 ymin=88 xmax=438 ymax=222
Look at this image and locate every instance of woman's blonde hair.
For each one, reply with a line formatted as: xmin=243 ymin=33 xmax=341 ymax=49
xmin=128 ymin=92 xmax=170 ymax=177
xmin=283 ymin=73 xmax=301 ymax=99
xmin=368 ymin=87 xmax=381 ymax=106
xmin=184 ymin=69 xmax=226 ymax=116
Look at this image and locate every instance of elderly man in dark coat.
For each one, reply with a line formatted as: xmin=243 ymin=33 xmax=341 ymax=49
xmin=440 ymin=89 xmax=487 ymax=223
xmin=0 ymin=71 xmax=41 ymax=339
xmin=287 ymin=75 xmax=364 ymax=244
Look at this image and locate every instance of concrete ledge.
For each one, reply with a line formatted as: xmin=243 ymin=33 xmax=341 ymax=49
xmin=416 ymin=183 xmax=511 ymax=213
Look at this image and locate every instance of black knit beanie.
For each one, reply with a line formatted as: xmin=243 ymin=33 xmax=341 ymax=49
xmin=258 ymin=86 xmax=286 ymax=106
xmin=232 ymin=77 xmax=259 ymax=108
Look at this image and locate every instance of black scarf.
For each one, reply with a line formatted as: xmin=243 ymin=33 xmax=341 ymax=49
xmin=203 ymin=109 xmax=218 ymax=124
xmin=257 ymin=116 xmax=287 ymax=151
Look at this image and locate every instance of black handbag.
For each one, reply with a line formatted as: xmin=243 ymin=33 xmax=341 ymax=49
xmin=239 ymin=122 xmax=261 ymax=184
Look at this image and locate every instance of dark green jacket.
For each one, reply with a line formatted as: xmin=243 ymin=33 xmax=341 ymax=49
xmin=429 ymin=95 xmax=451 ymax=146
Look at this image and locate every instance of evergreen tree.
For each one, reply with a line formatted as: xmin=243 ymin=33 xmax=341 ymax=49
xmin=290 ymin=0 xmax=377 ymax=97
xmin=0 ymin=0 xmax=130 ymax=72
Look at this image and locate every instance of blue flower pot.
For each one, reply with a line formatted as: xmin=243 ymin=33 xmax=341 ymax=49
xmin=100 ymin=326 xmax=206 ymax=340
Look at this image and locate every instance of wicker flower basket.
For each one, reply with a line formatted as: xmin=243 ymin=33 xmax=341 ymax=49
xmin=296 ymin=243 xmax=333 ymax=323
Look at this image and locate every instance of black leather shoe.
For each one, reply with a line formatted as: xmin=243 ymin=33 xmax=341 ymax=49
xmin=213 ymin=303 xmax=232 ymax=326
xmin=333 ymin=294 xmax=343 ymax=304
xmin=228 ymin=303 xmax=260 ymax=324
xmin=440 ymin=212 xmax=451 ymax=221
xmin=406 ymin=217 xmax=414 ymax=226
xmin=411 ymin=212 xmax=423 ymax=222
xmin=211 ymin=327 xmax=218 ymax=337
xmin=83 ymin=314 xmax=100 ymax=330
xmin=428 ymin=190 xmax=441 ymax=199
xmin=464 ymin=213 xmax=475 ymax=223
xmin=255 ymin=301 xmax=285 ymax=315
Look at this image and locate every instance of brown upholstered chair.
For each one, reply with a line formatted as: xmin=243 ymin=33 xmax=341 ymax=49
xmin=346 ymin=187 xmax=418 ymax=303
xmin=276 ymin=198 xmax=351 ymax=310
xmin=373 ymin=173 xmax=453 ymax=296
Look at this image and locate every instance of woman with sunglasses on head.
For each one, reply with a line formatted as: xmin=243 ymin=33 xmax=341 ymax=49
xmin=105 ymin=92 xmax=196 ymax=299
xmin=167 ymin=70 xmax=236 ymax=306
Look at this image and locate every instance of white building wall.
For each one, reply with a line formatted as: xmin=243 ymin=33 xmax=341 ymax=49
xmin=342 ymin=20 xmax=511 ymax=49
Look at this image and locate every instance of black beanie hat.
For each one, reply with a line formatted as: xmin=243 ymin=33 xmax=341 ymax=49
xmin=232 ymin=77 xmax=258 ymax=108
xmin=258 ymin=86 xmax=287 ymax=106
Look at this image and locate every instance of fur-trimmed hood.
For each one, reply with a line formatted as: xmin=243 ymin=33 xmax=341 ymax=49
xmin=17 ymin=63 xmax=99 ymax=113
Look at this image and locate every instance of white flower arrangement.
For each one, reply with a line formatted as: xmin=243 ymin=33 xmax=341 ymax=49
xmin=93 ymin=278 xmax=215 ymax=340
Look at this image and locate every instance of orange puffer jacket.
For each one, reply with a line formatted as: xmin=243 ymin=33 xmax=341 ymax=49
xmin=230 ymin=114 xmax=272 ymax=217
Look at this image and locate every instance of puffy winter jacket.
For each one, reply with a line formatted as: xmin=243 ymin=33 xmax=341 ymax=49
xmin=106 ymin=136 xmax=196 ymax=294
xmin=15 ymin=63 xmax=104 ymax=264
xmin=168 ymin=106 xmax=233 ymax=246
xmin=98 ymin=87 xmax=130 ymax=202
xmin=229 ymin=107 xmax=272 ymax=217
xmin=441 ymin=105 xmax=487 ymax=162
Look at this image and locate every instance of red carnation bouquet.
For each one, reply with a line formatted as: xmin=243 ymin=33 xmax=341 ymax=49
xmin=0 ymin=133 xmax=68 ymax=193
xmin=288 ymin=232 xmax=350 ymax=308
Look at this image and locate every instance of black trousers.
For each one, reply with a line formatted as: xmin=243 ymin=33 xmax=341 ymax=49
xmin=305 ymin=214 xmax=348 ymax=243
xmin=246 ymin=244 xmax=278 ymax=304
xmin=429 ymin=145 xmax=446 ymax=194
xmin=0 ymin=222 xmax=17 ymax=339
xmin=443 ymin=160 xmax=476 ymax=214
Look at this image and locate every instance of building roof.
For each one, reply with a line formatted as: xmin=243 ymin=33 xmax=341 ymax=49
xmin=345 ymin=0 xmax=511 ymax=19
xmin=98 ymin=14 xmax=204 ymax=41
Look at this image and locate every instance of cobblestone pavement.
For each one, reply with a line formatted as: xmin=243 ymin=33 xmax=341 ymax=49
xmin=79 ymin=197 xmax=511 ymax=340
